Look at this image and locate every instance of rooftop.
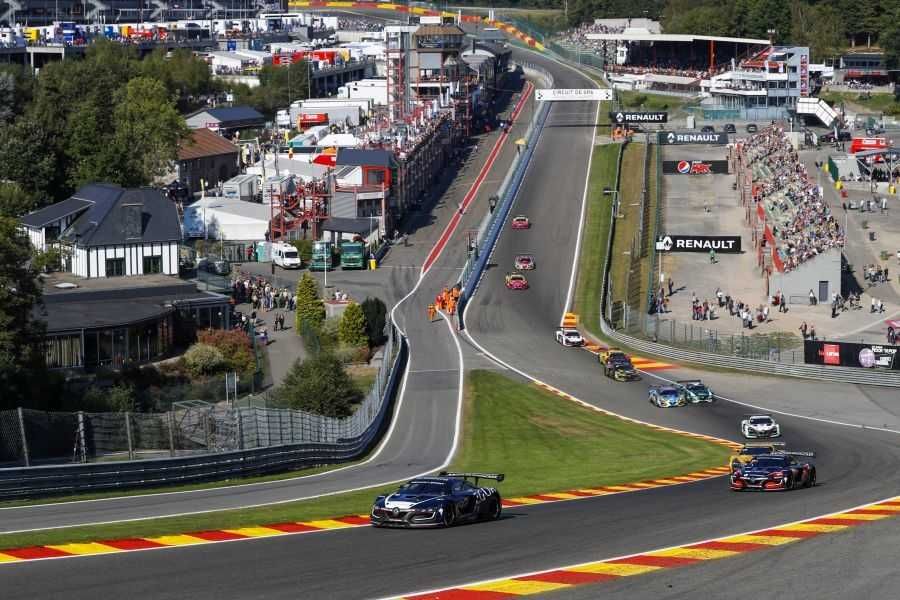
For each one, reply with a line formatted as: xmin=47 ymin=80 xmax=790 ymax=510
xmin=20 ymin=197 xmax=93 ymax=229
xmin=178 ymin=128 xmax=240 ymax=161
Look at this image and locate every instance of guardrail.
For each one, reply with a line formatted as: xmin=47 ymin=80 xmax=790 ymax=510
xmin=457 ymin=62 xmax=554 ymax=315
xmin=0 ymin=330 xmax=408 ymax=499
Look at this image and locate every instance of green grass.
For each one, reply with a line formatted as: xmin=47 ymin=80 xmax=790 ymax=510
xmin=819 ymin=90 xmax=900 ymax=116
xmin=573 ymin=143 xmax=620 ymax=335
xmin=609 ymin=143 xmax=645 ymax=314
xmin=0 ymin=371 xmax=729 ymax=550
xmin=450 ymin=371 xmax=730 ymax=499
xmin=616 ymin=91 xmax=696 ymax=119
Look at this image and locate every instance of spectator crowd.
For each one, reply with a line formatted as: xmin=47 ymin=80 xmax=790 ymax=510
xmin=745 ymin=125 xmax=844 ymax=273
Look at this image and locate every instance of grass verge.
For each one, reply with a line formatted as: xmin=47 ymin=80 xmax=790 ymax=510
xmin=573 ymin=143 xmax=620 ymax=335
xmin=0 ymin=371 xmax=730 ymax=550
xmin=609 ymin=143 xmax=645 ymax=315
xmin=819 ymin=90 xmax=900 ymax=116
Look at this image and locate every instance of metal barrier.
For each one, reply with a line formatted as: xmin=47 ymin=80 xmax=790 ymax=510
xmin=0 ymin=330 xmax=408 ymax=498
xmin=457 ymin=63 xmax=554 ymax=319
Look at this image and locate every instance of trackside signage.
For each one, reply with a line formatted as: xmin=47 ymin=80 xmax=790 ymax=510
xmin=655 ymin=235 xmax=742 ymax=253
xmin=663 ymin=160 xmax=730 ymax=175
xmin=536 ymin=88 xmax=613 ymax=101
xmin=658 ymin=131 xmax=728 ymax=145
xmin=610 ymin=111 xmax=668 ymax=124
xmin=804 ymin=340 xmax=900 ymax=369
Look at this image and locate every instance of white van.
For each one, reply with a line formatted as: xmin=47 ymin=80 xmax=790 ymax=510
xmin=272 ymin=242 xmax=302 ymax=269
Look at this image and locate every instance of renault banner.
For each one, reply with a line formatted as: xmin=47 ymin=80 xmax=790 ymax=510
xmin=655 ymin=235 xmax=742 ymax=253
xmin=658 ymin=131 xmax=728 ymax=145
xmin=610 ymin=111 xmax=668 ymax=124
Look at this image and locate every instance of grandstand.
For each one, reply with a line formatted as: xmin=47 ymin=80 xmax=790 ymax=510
xmin=735 ymin=125 xmax=842 ymax=301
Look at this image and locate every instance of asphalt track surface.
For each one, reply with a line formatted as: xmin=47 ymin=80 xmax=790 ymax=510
xmin=3 ymin=47 xmax=900 ymax=600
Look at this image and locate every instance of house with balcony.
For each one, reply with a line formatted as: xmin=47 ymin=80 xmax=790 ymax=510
xmin=408 ymin=23 xmax=467 ymax=104
xmin=323 ymin=147 xmax=396 ymax=243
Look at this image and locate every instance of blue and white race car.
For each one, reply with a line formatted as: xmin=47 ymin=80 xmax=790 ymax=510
xmin=649 ymin=385 xmax=686 ymax=408
xmin=370 ymin=472 xmax=504 ymax=528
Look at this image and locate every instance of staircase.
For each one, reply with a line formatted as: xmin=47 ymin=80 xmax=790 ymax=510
xmin=796 ymin=97 xmax=838 ymax=128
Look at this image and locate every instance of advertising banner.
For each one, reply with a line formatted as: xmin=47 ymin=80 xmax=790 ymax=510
xmin=804 ymin=340 xmax=900 ymax=370
xmin=610 ymin=111 xmax=668 ymax=124
xmin=658 ymin=131 xmax=728 ymax=145
xmin=654 ymin=235 xmax=742 ymax=253
xmin=662 ymin=160 xmax=730 ymax=175
xmin=537 ymin=88 xmax=613 ymax=101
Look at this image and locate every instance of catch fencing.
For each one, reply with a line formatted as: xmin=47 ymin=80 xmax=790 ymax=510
xmin=0 ymin=326 xmax=401 ymax=470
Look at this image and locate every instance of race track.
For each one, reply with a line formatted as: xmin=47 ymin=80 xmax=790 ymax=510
xmin=2 ymin=36 xmax=899 ymax=600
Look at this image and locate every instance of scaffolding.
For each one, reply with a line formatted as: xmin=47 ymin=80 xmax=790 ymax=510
xmin=386 ymin=30 xmax=409 ymax=124
xmin=268 ymin=182 xmax=330 ymax=242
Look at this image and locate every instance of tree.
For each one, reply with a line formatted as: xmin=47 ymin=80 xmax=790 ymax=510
xmin=0 ymin=183 xmax=37 ymax=218
xmin=883 ymin=23 xmax=900 ymax=71
xmin=0 ymin=218 xmax=46 ymax=409
xmin=113 ymin=76 xmax=189 ymax=187
xmin=274 ymin=352 xmax=360 ymax=417
xmin=295 ymin=272 xmax=325 ymax=333
xmin=0 ymin=117 xmax=63 ymax=202
xmin=361 ymin=297 xmax=388 ymax=347
xmin=184 ymin=343 xmax=226 ymax=376
xmin=338 ymin=302 xmax=368 ymax=348
xmin=197 ymin=329 xmax=256 ymax=375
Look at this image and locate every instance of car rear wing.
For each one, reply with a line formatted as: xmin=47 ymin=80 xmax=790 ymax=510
xmin=676 ymin=380 xmax=703 ymax=386
xmin=439 ymin=471 xmax=505 ymax=485
xmin=781 ymin=451 xmax=816 ymax=458
xmin=742 ymin=442 xmax=786 ymax=449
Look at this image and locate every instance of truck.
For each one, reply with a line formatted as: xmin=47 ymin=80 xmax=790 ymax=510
xmin=309 ymin=241 xmax=333 ymax=271
xmin=340 ymin=241 xmax=366 ymax=269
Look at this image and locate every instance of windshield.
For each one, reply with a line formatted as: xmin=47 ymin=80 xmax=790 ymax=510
xmin=283 ymin=251 xmax=298 ymax=259
xmin=660 ymin=389 xmax=679 ymax=397
xmin=750 ymin=417 xmax=772 ymax=425
xmin=742 ymin=447 xmax=773 ymax=456
xmin=397 ymin=482 xmax=446 ymax=495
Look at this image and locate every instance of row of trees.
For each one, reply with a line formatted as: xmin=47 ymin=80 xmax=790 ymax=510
xmin=275 ymin=273 xmax=388 ymax=417
xmin=557 ymin=0 xmax=900 ymax=65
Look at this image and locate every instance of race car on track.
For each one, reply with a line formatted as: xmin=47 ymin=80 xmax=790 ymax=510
xmin=729 ymin=442 xmax=786 ymax=469
xmin=741 ymin=414 xmax=781 ymax=439
xmin=514 ymin=254 xmax=535 ymax=270
xmin=603 ymin=353 xmax=638 ymax=381
xmin=649 ymin=385 xmax=685 ymax=407
xmin=505 ymin=272 xmax=529 ymax=290
xmin=510 ymin=215 xmax=531 ymax=230
xmin=370 ymin=472 xmax=504 ymax=528
xmin=676 ymin=380 xmax=714 ymax=403
xmin=555 ymin=328 xmax=584 ymax=347
xmin=597 ymin=347 xmax=624 ymax=366
xmin=730 ymin=453 xmax=816 ymax=491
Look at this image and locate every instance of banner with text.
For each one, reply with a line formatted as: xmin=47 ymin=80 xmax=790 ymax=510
xmin=537 ymin=88 xmax=613 ymax=101
xmin=662 ymin=160 xmax=730 ymax=175
xmin=655 ymin=235 xmax=742 ymax=253
xmin=658 ymin=131 xmax=728 ymax=145
xmin=804 ymin=340 xmax=900 ymax=370
xmin=610 ymin=111 xmax=668 ymax=124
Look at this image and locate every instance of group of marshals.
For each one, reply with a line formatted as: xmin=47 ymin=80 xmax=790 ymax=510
xmin=429 ymin=285 xmax=462 ymax=321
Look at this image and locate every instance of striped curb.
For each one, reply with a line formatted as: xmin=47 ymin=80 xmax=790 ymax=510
xmin=287 ymin=2 xmax=546 ymax=51
xmin=394 ymin=497 xmax=900 ymax=599
xmin=0 ymin=514 xmax=373 ymax=564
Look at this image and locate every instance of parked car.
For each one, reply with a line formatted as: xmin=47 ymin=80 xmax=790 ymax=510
xmin=701 ymin=125 xmax=715 ymax=133
xmin=199 ymin=257 xmax=231 ymax=276
xmin=724 ymin=123 xmax=736 ymax=134
xmin=746 ymin=123 xmax=758 ymax=133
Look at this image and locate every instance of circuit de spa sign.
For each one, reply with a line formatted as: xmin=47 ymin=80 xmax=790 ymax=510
xmin=610 ymin=111 xmax=668 ymax=124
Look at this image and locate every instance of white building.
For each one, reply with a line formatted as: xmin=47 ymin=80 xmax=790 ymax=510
xmin=20 ymin=184 xmax=181 ymax=278
xmin=183 ymin=196 xmax=272 ymax=242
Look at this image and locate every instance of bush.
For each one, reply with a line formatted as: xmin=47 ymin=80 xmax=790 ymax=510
xmin=81 ymin=383 xmax=136 ymax=412
xmin=274 ymin=352 xmax=361 ymax=416
xmin=184 ymin=343 xmax=226 ymax=376
xmin=290 ymin=239 xmax=313 ymax=262
xmin=197 ymin=329 xmax=256 ymax=375
xmin=295 ymin=272 xmax=325 ymax=333
xmin=361 ymin=297 xmax=388 ymax=347
xmin=332 ymin=344 xmax=370 ymax=365
xmin=338 ymin=302 xmax=369 ymax=347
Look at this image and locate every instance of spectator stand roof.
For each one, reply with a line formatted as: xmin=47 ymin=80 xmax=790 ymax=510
xmin=585 ymin=32 xmax=769 ymax=46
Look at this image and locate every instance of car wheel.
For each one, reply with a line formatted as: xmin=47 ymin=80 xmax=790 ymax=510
xmin=442 ymin=504 xmax=457 ymax=527
xmin=806 ymin=469 xmax=816 ymax=488
xmin=488 ymin=497 xmax=502 ymax=521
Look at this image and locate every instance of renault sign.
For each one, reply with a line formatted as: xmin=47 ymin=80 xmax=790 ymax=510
xmin=658 ymin=131 xmax=728 ymax=145
xmin=655 ymin=235 xmax=742 ymax=253
xmin=610 ymin=111 xmax=668 ymax=124
xmin=536 ymin=88 xmax=613 ymax=101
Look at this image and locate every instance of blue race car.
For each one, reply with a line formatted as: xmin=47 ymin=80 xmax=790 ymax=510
xmin=649 ymin=385 xmax=685 ymax=407
xmin=730 ymin=453 xmax=816 ymax=491
xmin=371 ymin=472 xmax=504 ymax=528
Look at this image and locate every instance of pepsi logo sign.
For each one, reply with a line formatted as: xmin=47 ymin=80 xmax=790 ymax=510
xmin=677 ymin=160 xmax=691 ymax=174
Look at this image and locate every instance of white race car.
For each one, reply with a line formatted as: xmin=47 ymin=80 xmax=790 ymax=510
xmin=741 ymin=414 xmax=781 ymax=439
xmin=555 ymin=328 xmax=584 ymax=347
